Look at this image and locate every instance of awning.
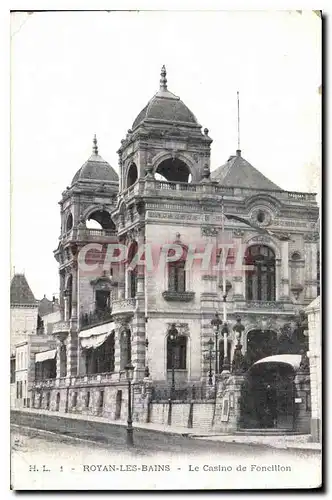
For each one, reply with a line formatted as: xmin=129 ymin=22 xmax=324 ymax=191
xmin=79 ymin=322 xmax=115 ymax=349
xmin=251 ymin=354 xmax=302 ymax=371
xmin=80 ymin=332 xmax=111 ymax=349
xmin=35 ymin=349 xmax=57 ymax=363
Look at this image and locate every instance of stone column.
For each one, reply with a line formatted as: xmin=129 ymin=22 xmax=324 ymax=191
xmin=232 ymin=230 xmax=245 ymax=300
xmin=131 ymin=313 xmax=146 ymax=381
xmin=200 ymin=226 xmax=220 ymax=383
xmin=294 ymin=367 xmax=311 ymax=434
xmin=71 ymin=261 xmax=78 ymax=321
xmin=56 ymin=340 xmax=62 ymax=378
xmin=66 ymin=333 xmax=78 ymax=377
xmin=279 ymin=239 xmax=290 ymax=301
xmin=114 ymin=322 xmax=122 ymax=373
xmin=304 ymin=233 xmax=318 ymax=301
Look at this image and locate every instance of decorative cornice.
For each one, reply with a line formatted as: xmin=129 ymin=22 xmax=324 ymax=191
xmin=201 ymin=226 xmax=219 ymax=237
xmin=162 ymin=291 xmax=195 ymax=302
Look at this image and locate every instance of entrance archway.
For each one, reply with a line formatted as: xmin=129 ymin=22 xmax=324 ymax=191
xmin=246 ymin=329 xmax=278 ymax=366
xmin=240 ymin=358 xmax=298 ymax=430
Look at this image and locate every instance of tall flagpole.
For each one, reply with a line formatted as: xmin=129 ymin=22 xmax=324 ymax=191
xmin=221 ymin=197 xmax=229 ymax=373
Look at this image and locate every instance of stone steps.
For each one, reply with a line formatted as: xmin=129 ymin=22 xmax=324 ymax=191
xmin=236 ymin=428 xmax=303 ymax=436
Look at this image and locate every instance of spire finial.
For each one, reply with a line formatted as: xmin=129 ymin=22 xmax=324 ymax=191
xmin=160 ymin=65 xmax=167 ymax=91
xmin=92 ymin=134 xmax=98 ymax=155
xmin=236 ymin=90 xmax=241 ymax=155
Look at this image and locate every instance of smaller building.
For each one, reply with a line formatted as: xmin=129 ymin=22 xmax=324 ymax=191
xmin=10 ymin=273 xmax=60 ymax=408
xmin=306 ymin=296 xmax=321 ymax=442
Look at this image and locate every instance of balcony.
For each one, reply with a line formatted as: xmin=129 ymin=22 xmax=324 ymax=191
xmin=71 ymin=372 xmax=115 ymax=386
xmin=52 ymin=320 xmax=70 ymax=339
xmin=80 ymin=309 xmax=113 ymax=330
xmin=112 ymin=298 xmax=137 ymax=316
xmin=233 ymin=300 xmax=294 ymax=314
xmin=120 ymin=179 xmax=316 ymax=205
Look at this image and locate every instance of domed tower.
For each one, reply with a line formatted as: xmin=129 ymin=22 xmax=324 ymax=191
xmin=111 ymin=67 xmax=216 ymax=385
xmin=53 ymin=136 xmax=119 ymax=378
xmin=118 ymin=65 xmax=213 ymax=191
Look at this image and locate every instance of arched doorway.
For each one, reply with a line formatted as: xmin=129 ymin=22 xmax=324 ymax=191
xmin=240 ymin=360 xmax=297 ymax=430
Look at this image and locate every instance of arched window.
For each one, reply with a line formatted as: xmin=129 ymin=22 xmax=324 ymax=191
xmin=66 ymin=213 xmax=73 ymax=232
xmin=120 ymin=329 xmax=132 ymax=370
xmin=127 ymin=163 xmax=138 ymax=188
xmin=168 ymin=245 xmax=187 ymax=293
xmin=167 ymin=336 xmax=187 ymax=370
xmin=127 ymin=241 xmax=138 ymax=298
xmin=65 ymin=275 xmax=73 ymax=319
xmin=245 ymin=245 xmax=276 ymax=301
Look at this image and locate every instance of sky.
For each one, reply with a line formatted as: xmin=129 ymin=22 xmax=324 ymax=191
xmin=10 ymin=10 xmax=321 ymax=299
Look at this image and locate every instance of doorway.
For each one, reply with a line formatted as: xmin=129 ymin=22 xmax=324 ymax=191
xmin=240 ymin=362 xmax=296 ymax=430
xmin=115 ymin=390 xmax=122 ymax=420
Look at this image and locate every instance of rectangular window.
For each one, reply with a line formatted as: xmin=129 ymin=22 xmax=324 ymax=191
xmin=72 ymin=392 xmax=78 ymax=408
xmin=99 ymin=391 xmax=104 ymax=409
xmin=95 ymin=290 xmax=110 ymax=311
xmin=10 ymin=359 xmax=15 ymax=384
xmin=86 ymin=391 xmax=90 ymax=408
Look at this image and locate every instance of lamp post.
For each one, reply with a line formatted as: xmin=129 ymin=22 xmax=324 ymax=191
xmin=211 ymin=313 xmax=222 ymax=375
xmin=207 ymin=338 xmax=214 ymax=385
xmin=125 ymin=362 xmax=135 ymax=446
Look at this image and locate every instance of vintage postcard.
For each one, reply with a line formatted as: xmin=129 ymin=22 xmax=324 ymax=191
xmin=10 ymin=9 xmax=322 ymax=491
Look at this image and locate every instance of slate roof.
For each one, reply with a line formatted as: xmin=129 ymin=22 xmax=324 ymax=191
xmin=10 ymin=274 xmax=37 ymax=306
xmin=132 ymin=88 xmax=199 ymax=129
xmin=72 ymin=154 xmax=119 ymax=185
xmin=211 ymin=151 xmax=282 ymax=191
xmin=38 ymin=296 xmax=59 ymax=317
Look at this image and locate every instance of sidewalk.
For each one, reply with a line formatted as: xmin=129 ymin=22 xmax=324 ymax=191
xmin=12 ymin=407 xmax=321 ymax=451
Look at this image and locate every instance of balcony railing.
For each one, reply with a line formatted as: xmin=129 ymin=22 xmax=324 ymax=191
xmin=151 ymin=384 xmax=210 ymax=402
xmin=237 ymin=300 xmax=286 ymax=310
xmin=112 ymin=298 xmax=136 ymax=316
xmin=121 ymin=179 xmax=316 ymax=204
xmin=52 ymin=320 xmax=70 ymax=336
xmin=80 ymin=309 xmax=113 ymax=330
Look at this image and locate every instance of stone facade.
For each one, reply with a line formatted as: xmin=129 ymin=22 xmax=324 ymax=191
xmin=306 ymin=296 xmax=321 ymax=442
xmin=32 ymin=68 xmax=320 ymax=432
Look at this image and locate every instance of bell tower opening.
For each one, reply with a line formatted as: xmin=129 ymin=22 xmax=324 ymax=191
xmin=127 ymin=162 xmax=138 ymax=188
xmin=85 ymin=210 xmax=115 ymax=231
xmin=156 ymin=158 xmax=192 ymax=183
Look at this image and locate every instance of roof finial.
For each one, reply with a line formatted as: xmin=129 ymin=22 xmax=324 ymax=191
xmin=160 ymin=65 xmax=167 ymax=91
xmin=92 ymin=134 xmax=98 ymax=155
xmin=236 ymin=91 xmax=241 ymax=156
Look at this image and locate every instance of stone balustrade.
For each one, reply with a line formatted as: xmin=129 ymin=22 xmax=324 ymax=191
xmin=112 ymin=298 xmax=137 ymax=316
xmin=120 ymin=179 xmax=316 ymax=204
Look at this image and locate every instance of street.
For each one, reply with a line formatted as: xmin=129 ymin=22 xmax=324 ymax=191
xmin=11 ymin=423 xmax=321 ymax=490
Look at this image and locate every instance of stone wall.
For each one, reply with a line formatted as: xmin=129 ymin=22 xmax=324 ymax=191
xmin=148 ymin=401 xmax=214 ymax=430
xmin=306 ymin=296 xmax=321 ymax=442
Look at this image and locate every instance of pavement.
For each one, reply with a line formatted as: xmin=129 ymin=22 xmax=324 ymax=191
xmin=12 ymin=407 xmax=321 ymax=452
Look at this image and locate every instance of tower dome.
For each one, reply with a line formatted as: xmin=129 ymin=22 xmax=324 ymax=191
xmin=71 ymin=135 xmax=119 ymax=185
xmin=131 ymin=66 xmax=201 ymax=130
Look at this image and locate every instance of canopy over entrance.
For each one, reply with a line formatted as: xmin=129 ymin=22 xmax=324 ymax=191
xmin=251 ymin=354 xmax=302 ymax=372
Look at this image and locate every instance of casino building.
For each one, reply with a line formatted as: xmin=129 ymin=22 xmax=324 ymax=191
xmin=30 ymin=67 xmax=320 ymax=433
